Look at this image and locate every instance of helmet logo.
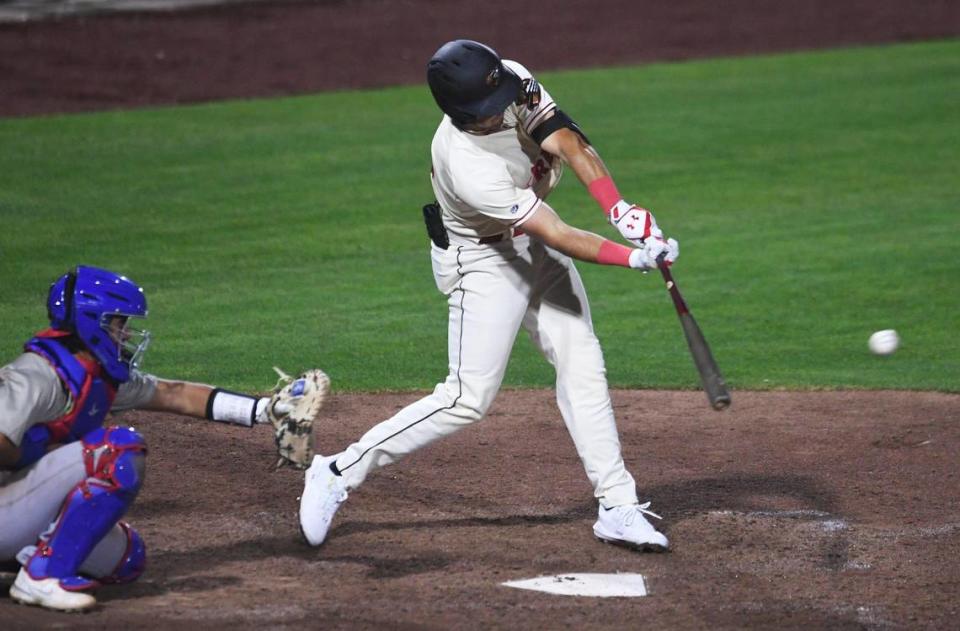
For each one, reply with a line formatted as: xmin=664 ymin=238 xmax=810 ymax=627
xmin=486 ymin=66 xmax=501 ymax=87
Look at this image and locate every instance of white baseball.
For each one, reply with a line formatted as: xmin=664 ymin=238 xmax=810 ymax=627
xmin=868 ymin=329 xmax=899 ymax=355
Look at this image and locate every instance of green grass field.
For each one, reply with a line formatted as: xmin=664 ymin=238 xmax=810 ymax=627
xmin=1 ymin=40 xmax=957 ymax=393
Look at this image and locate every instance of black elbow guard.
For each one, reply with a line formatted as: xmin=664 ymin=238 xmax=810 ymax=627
xmin=529 ymin=109 xmax=591 ymax=146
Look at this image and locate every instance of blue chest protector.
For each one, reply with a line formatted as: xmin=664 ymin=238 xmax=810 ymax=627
xmin=15 ymin=331 xmax=117 ymax=469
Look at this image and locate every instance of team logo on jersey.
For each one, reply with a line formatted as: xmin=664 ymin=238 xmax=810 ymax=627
xmin=486 ymin=66 xmax=501 ymax=87
xmin=510 ymin=204 xmax=519 ymax=214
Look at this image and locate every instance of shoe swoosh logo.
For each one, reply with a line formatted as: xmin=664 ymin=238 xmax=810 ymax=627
xmin=36 ymin=582 xmax=57 ymax=595
xmin=24 ymin=579 xmax=64 ymax=596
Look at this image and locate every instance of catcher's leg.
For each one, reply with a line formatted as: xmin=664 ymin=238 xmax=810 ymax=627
xmin=0 ymin=443 xmax=88 ymax=561
xmin=10 ymin=426 xmax=145 ymax=612
xmin=79 ymin=521 xmax=146 ymax=585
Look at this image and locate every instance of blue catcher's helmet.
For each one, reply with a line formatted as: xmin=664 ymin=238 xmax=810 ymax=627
xmin=47 ymin=265 xmax=150 ymax=383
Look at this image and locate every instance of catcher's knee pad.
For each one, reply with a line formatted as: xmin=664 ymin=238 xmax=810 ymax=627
xmin=19 ymin=427 xmax=145 ymax=585
xmin=97 ymin=521 xmax=146 ymax=585
xmin=83 ymin=425 xmax=147 ymax=490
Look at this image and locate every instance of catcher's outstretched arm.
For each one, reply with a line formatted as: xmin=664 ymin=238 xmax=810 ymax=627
xmin=144 ymin=369 xmax=329 ymax=469
xmin=146 ymin=380 xmax=213 ymax=416
xmin=147 ymin=379 xmax=267 ymax=428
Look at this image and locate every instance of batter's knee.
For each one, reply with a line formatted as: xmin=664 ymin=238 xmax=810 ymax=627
xmin=435 ymin=380 xmax=496 ymax=424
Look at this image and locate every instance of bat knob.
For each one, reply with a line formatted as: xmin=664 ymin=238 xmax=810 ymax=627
xmin=711 ymin=396 xmax=732 ymax=411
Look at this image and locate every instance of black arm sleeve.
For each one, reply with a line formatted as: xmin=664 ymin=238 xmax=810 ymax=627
xmin=529 ymin=109 xmax=591 ymax=146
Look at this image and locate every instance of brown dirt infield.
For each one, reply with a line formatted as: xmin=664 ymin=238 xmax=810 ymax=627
xmin=1 ymin=1 xmax=959 ymax=629
xmin=3 ymin=390 xmax=959 ymax=629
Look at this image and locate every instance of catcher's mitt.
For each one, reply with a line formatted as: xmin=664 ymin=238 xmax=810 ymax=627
xmin=266 ymin=367 xmax=330 ymax=469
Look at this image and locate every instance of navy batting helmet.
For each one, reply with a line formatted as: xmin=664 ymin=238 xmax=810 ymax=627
xmin=427 ymin=39 xmax=522 ymax=128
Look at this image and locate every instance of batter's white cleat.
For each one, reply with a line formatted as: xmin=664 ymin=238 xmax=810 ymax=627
xmin=9 ymin=568 xmax=96 ymax=612
xmin=593 ymin=502 xmax=670 ymax=552
xmin=299 ymin=454 xmax=348 ymax=547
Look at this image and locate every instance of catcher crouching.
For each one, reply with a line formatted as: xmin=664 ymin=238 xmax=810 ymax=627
xmin=0 ymin=265 xmax=328 ymax=613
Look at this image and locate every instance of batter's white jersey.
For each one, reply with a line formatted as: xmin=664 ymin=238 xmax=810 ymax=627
xmin=430 ymin=60 xmax=563 ymax=241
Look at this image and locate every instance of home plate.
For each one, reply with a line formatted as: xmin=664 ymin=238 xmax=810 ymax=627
xmin=502 ymin=573 xmax=648 ymax=597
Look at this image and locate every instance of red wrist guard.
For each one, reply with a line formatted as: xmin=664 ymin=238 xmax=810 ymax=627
xmin=588 ymin=176 xmax=622 ymax=215
xmin=596 ymin=240 xmax=633 ymax=267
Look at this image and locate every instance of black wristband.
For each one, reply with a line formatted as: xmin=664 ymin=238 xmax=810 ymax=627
xmin=204 ymin=388 xmax=221 ymax=420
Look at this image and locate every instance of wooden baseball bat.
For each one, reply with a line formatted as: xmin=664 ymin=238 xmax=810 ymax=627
xmin=656 ymin=257 xmax=731 ymax=410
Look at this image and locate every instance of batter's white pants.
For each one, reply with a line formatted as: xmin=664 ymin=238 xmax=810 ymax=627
xmin=0 ymin=441 xmax=135 ymax=576
xmin=335 ymin=234 xmax=639 ymax=508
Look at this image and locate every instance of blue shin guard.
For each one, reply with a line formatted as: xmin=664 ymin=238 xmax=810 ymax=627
xmin=96 ymin=521 xmax=146 ymax=584
xmin=18 ymin=426 xmax=146 ymax=591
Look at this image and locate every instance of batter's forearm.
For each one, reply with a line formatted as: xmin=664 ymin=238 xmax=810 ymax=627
xmin=548 ymin=227 xmax=639 ymax=268
xmin=565 ymin=143 xmax=610 ymax=188
xmin=523 ymin=201 xmax=637 ymax=268
xmin=543 ymin=128 xmax=610 ymax=188
xmin=545 ymin=131 xmax=630 ymax=217
xmin=544 ymin=225 xmax=608 ymax=263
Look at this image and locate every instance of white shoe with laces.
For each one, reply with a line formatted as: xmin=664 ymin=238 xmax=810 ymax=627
xmin=9 ymin=568 xmax=96 ymax=612
xmin=593 ymin=502 xmax=670 ymax=552
xmin=299 ymin=454 xmax=348 ymax=546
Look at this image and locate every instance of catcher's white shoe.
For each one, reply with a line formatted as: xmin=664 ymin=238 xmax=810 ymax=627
xmin=9 ymin=568 xmax=96 ymax=612
xmin=593 ymin=502 xmax=670 ymax=552
xmin=299 ymin=454 xmax=348 ymax=546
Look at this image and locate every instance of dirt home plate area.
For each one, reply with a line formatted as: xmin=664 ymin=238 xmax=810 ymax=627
xmin=2 ymin=1 xmax=959 ymax=628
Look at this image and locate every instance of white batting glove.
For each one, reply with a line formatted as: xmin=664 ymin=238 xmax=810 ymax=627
xmin=610 ymin=201 xmax=662 ymax=245
xmin=611 ymin=201 xmax=679 ymax=270
xmin=628 ymin=237 xmax=679 ymax=270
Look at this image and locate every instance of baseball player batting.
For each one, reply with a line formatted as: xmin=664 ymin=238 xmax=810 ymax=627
xmin=0 ymin=265 xmax=327 ymax=612
xmin=299 ymin=40 xmax=679 ymax=552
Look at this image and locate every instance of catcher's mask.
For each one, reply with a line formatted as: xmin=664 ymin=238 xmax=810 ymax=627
xmin=427 ymin=39 xmax=522 ymax=130
xmin=47 ymin=265 xmax=151 ymax=383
